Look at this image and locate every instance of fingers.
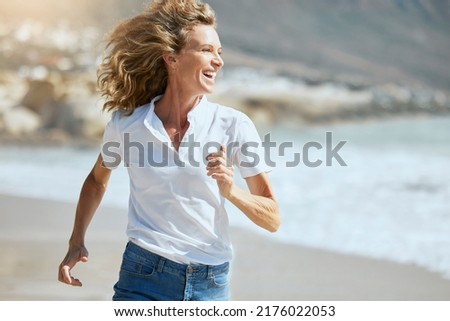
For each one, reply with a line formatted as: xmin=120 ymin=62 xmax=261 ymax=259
xmin=60 ymin=264 xmax=72 ymax=283
xmin=206 ymin=155 xmax=228 ymax=167
xmin=206 ymin=146 xmax=233 ymax=177
xmin=206 ymin=150 xmax=224 ymax=159
xmin=206 ymin=145 xmax=228 ymax=161
xmin=59 ymin=265 xmax=83 ymax=287
xmin=206 ymin=149 xmax=233 ymax=177
xmin=206 ymin=146 xmax=231 ymax=167
xmin=58 ymin=249 xmax=88 ymax=287
xmin=206 ymin=158 xmax=222 ymax=167
xmin=207 ymin=164 xmax=234 ymax=178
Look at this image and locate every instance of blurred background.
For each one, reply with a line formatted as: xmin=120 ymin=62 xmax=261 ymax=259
xmin=1 ymin=0 xmax=450 ymax=299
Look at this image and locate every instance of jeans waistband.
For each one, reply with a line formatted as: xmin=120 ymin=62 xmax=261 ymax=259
xmin=125 ymin=241 xmax=229 ymax=277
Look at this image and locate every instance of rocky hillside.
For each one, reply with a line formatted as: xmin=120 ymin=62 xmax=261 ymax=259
xmin=0 ymin=0 xmax=449 ymax=144
xmin=2 ymin=0 xmax=449 ymax=90
xmin=208 ymin=0 xmax=450 ymax=90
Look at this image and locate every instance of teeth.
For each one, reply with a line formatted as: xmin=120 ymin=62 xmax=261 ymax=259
xmin=204 ymin=71 xmax=216 ymax=78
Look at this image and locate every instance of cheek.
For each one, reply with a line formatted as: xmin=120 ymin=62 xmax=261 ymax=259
xmin=175 ymin=55 xmax=207 ymax=83
xmin=178 ymin=63 xmax=201 ymax=80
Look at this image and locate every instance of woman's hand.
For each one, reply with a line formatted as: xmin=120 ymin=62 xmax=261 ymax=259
xmin=206 ymin=146 xmax=234 ymax=198
xmin=206 ymin=146 xmax=280 ymax=232
xmin=58 ymin=244 xmax=89 ymax=287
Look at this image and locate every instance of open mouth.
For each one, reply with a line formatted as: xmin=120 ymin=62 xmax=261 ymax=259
xmin=203 ymin=71 xmax=216 ymax=80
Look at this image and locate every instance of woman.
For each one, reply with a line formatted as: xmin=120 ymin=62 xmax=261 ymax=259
xmin=58 ymin=0 xmax=280 ymax=301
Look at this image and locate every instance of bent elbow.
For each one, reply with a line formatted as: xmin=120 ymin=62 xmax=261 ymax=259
xmin=268 ymin=217 xmax=281 ymax=233
xmin=267 ymin=207 xmax=281 ymax=233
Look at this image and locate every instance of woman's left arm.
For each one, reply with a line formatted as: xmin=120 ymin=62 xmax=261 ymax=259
xmin=228 ymin=173 xmax=280 ymax=232
xmin=207 ymin=147 xmax=280 ymax=232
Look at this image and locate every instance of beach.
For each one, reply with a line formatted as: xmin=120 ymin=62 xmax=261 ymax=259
xmin=1 ymin=193 xmax=449 ymax=301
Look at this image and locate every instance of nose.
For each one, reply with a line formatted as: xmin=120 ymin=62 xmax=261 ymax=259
xmin=213 ymin=53 xmax=224 ymax=70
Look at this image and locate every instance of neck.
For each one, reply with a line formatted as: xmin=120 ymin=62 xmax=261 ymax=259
xmin=155 ymin=83 xmax=202 ymax=129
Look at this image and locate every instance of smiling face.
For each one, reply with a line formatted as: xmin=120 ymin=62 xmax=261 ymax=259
xmin=167 ymin=24 xmax=224 ymax=97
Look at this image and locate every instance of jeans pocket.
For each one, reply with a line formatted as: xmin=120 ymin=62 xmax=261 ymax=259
xmin=211 ymin=270 xmax=230 ymax=287
xmin=120 ymin=251 xmax=156 ymax=277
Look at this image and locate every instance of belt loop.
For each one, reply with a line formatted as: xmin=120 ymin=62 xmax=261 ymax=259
xmin=207 ymin=265 xmax=214 ymax=279
xmin=157 ymin=258 xmax=165 ymax=272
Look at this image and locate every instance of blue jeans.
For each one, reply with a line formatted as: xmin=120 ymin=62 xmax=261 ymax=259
xmin=112 ymin=241 xmax=230 ymax=301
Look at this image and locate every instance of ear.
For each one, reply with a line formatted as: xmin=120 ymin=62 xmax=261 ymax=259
xmin=163 ymin=53 xmax=178 ymax=71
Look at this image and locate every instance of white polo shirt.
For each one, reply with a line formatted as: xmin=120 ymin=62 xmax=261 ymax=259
xmin=101 ymin=95 xmax=269 ymax=265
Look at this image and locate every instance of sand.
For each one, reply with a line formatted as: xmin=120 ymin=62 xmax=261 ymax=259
xmin=0 ymin=194 xmax=449 ymax=301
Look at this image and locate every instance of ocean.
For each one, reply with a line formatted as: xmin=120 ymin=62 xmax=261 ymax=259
xmin=1 ymin=115 xmax=449 ymax=279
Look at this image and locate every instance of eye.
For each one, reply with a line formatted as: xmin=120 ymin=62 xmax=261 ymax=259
xmin=200 ymin=47 xmax=222 ymax=56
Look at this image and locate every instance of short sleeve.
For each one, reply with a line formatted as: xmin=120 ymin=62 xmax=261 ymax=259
xmin=233 ymin=113 xmax=271 ymax=178
xmin=100 ymin=112 xmax=122 ymax=169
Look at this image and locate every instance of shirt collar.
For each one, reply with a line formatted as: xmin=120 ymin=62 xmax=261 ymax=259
xmin=144 ymin=95 xmax=208 ymax=140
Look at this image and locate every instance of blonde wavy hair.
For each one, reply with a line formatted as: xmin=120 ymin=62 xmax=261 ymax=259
xmin=97 ymin=0 xmax=216 ymax=115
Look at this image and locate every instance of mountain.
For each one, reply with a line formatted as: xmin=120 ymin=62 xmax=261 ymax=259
xmin=1 ymin=0 xmax=450 ymax=91
xmin=207 ymin=0 xmax=450 ymax=90
xmin=1 ymin=0 xmax=449 ymax=141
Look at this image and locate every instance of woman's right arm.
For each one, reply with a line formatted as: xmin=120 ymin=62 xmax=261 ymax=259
xmin=58 ymin=153 xmax=112 ymax=286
